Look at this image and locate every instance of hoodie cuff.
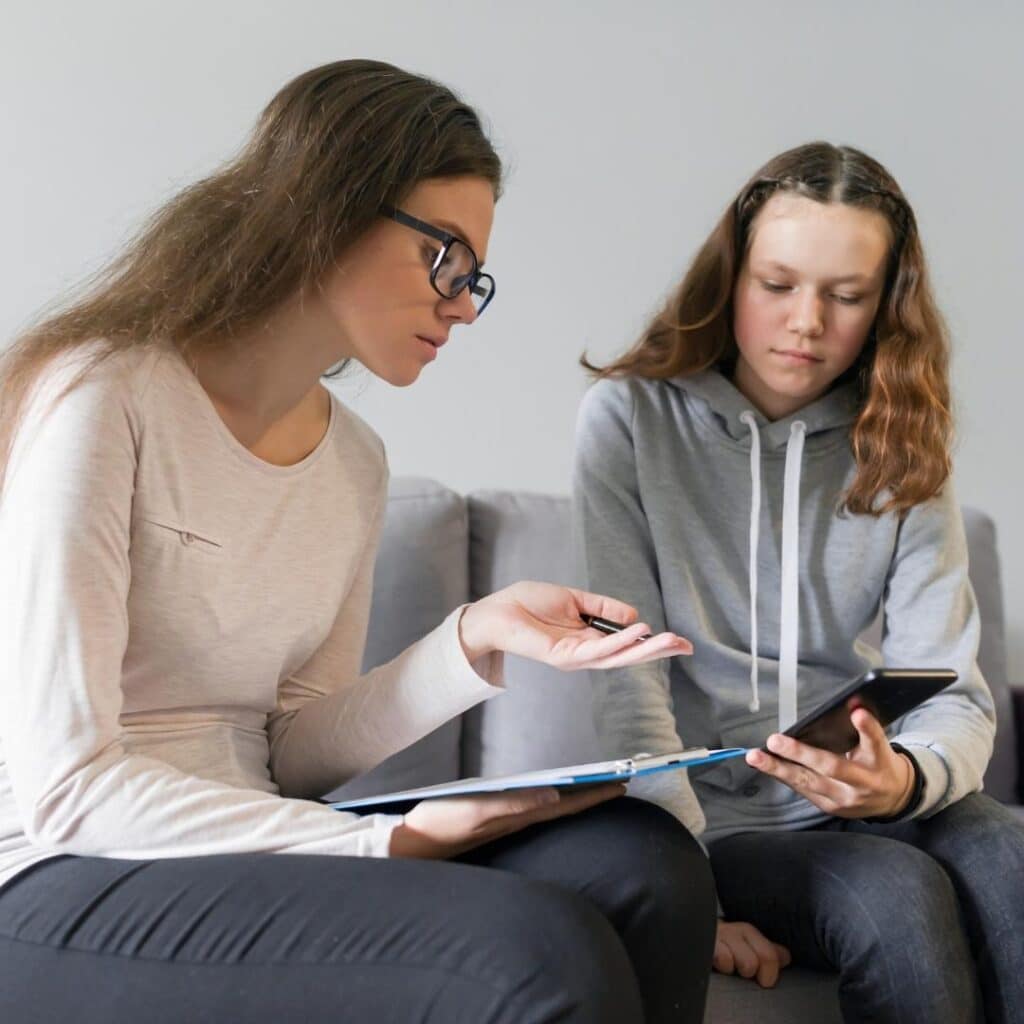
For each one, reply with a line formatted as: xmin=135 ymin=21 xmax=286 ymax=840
xmin=861 ymin=743 xmax=925 ymax=822
xmin=883 ymin=739 xmax=951 ymax=818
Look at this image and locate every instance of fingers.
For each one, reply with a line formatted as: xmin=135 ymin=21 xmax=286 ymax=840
xmin=715 ymin=922 xmax=791 ymax=988
xmin=762 ymin=733 xmax=850 ymax=781
xmin=850 ymin=706 xmax=888 ymax=762
xmin=729 ymin=934 xmax=761 ymax=980
xmin=566 ymin=589 xmax=695 ymax=655
xmin=582 ymin=631 xmax=693 ymax=668
xmin=568 ymin=588 xmax=640 ymax=627
xmin=558 ymin=626 xmax=690 ymax=671
xmin=493 ymin=788 xmax=563 ymax=817
xmin=536 ymin=783 xmax=626 ymax=821
xmin=578 ymin=620 xmax=656 ymax=655
xmin=398 ymin=784 xmax=625 ymax=860
xmin=744 ymin=927 xmax=788 ymax=988
xmin=713 ymin=939 xmax=735 ymax=975
xmin=482 ymin=784 xmax=625 ymax=831
xmin=614 ymin=630 xmax=693 ymax=659
xmin=745 ymin=749 xmax=842 ymax=810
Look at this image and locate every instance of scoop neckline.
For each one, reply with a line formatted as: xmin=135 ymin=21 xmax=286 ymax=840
xmin=164 ymin=346 xmax=337 ymax=477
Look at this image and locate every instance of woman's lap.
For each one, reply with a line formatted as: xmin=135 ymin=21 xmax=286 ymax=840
xmin=0 ymin=797 xmax=715 ymax=1024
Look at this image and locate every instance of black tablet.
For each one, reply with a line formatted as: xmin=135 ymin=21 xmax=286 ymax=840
xmin=768 ymin=668 xmax=958 ymax=755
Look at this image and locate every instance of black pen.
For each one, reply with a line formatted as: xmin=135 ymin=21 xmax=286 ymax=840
xmin=580 ymin=614 xmax=653 ymax=640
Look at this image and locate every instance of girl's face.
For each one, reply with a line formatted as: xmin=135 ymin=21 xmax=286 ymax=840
xmin=318 ymin=175 xmax=495 ymax=386
xmin=732 ymin=193 xmax=891 ymax=420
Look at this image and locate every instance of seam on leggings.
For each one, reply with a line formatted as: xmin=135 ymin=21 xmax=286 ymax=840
xmin=811 ymin=861 xmax=915 ymax=1024
xmin=0 ymin=930 xmax=523 ymax=1000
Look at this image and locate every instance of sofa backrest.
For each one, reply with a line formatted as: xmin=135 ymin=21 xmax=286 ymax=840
xmin=326 ymin=478 xmax=469 ymax=803
xmin=332 ymin=478 xmax=1017 ymax=805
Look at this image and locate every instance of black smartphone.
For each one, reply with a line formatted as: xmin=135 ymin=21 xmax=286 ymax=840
xmin=764 ymin=668 xmax=958 ymax=755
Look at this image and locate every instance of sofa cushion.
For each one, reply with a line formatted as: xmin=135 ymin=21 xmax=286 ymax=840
xmin=961 ymin=507 xmax=1016 ymax=802
xmin=706 ymin=969 xmax=841 ymax=1023
xmin=323 ymin=478 xmax=470 ymax=803
xmin=463 ymin=491 xmax=603 ymax=775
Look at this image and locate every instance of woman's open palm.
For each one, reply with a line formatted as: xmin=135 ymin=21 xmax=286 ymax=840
xmin=462 ymin=581 xmax=693 ymax=670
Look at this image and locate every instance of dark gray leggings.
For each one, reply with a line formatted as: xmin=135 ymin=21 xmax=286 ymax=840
xmin=0 ymin=798 xmax=716 ymax=1024
xmin=710 ymin=793 xmax=1024 ymax=1024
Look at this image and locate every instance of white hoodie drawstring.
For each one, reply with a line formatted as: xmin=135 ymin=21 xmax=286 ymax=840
xmin=740 ymin=413 xmax=807 ymax=732
xmin=779 ymin=421 xmax=806 ymax=731
xmin=739 ymin=412 xmax=761 ymax=713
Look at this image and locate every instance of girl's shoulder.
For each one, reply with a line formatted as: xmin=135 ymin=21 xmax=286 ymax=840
xmin=579 ymin=373 xmax=676 ymax=420
xmin=578 ymin=374 xmax=691 ymax=448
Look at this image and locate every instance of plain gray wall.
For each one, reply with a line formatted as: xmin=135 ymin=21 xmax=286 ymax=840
xmin=3 ymin=2 xmax=1022 ymax=677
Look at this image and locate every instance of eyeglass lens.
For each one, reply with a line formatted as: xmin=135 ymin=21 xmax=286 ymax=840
xmin=434 ymin=240 xmax=493 ymax=312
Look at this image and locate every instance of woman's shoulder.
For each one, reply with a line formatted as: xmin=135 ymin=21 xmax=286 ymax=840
xmin=324 ymin=393 xmax=387 ymax=478
xmin=7 ymin=343 xmax=171 ymax=491
xmin=27 ymin=341 xmax=167 ymax=432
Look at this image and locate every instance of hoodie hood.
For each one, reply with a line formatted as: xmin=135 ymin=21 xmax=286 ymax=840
xmin=667 ymin=369 xmax=861 ymax=451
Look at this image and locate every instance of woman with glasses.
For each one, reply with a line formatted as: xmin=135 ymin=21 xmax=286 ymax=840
xmin=0 ymin=61 xmax=716 ymax=1023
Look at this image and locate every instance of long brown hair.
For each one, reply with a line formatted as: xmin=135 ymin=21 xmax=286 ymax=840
xmin=583 ymin=142 xmax=952 ymax=516
xmin=0 ymin=59 xmax=502 ymax=493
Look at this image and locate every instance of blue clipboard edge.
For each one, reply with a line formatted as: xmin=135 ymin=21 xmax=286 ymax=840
xmin=564 ymin=747 xmax=748 ymax=784
xmin=328 ymin=748 xmax=748 ymax=812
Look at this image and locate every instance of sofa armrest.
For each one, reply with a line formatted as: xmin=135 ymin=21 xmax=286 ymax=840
xmin=1014 ymin=686 xmax=1024 ymax=804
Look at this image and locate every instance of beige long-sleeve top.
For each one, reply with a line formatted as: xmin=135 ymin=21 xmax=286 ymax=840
xmin=0 ymin=343 xmax=503 ymax=889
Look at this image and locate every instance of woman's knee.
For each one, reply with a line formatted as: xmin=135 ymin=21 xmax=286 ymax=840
xmin=485 ymin=879 xmax=645 ymax=1024
xmin=595 ymin=798 xmax=717 ymax=919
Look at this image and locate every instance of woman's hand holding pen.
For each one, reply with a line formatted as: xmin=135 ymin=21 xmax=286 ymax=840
xmin=458 ymin=581 xmax=692 ymax=670
xmin=745 ymin=706 xmax=916 ymax=819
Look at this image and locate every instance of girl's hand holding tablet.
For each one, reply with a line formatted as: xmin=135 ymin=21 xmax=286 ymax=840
xmin=458 ymin=580 xmax=693 ymax=670
xmin=746 ymin=705 xmax=916 ymax=819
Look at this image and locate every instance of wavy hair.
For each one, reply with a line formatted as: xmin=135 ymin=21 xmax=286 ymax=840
xmin=0 ymin=59 xmax=502 ymax=493
xmin=582 ymin=142 xmax=952 ymax=516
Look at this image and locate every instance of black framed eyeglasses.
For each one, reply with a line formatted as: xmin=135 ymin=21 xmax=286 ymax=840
xmin=380 ymin=205 xmax=495 ymax=316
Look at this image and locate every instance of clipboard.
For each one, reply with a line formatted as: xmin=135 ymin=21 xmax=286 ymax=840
xmin=328 ymin=747 xmax=747 ymax=811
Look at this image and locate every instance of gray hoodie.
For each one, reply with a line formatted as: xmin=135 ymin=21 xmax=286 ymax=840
xmin=573 ymin=370 xmax=995 ymax=843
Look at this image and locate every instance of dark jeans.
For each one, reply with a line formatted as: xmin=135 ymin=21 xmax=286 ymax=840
xmin=0 ymin=798 xmax=716 ymax=1024
xmin=710 ymin=793 xmax=1024 ymax=1024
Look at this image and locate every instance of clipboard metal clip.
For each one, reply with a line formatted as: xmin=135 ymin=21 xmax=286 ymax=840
xmin=621 ymin=752 xmax=656 ymax=772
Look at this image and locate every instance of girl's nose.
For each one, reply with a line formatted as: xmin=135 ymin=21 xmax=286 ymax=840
xmin=788 ymin=291 xmax=824 ymax=337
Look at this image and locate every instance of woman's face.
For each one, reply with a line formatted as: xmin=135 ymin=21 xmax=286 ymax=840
xmin=732 ymin=193 xmax=891 ymax=420
xmin=318 ymin=175 xmax=495 ymax=387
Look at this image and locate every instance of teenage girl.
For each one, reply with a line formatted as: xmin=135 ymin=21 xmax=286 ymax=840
xmin=575 ymin=141 xmax=1024 ymax=1023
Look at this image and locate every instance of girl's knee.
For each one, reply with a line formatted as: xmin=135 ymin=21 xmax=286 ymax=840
xmin=848 ymin=842 xmax=953 ymax=912
xmin=824 ymin=843 xmax=962 ymax=965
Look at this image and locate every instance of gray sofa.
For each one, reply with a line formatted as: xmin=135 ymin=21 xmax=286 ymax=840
xmin=329 ymin=477 xmax=1023 ymax=1023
